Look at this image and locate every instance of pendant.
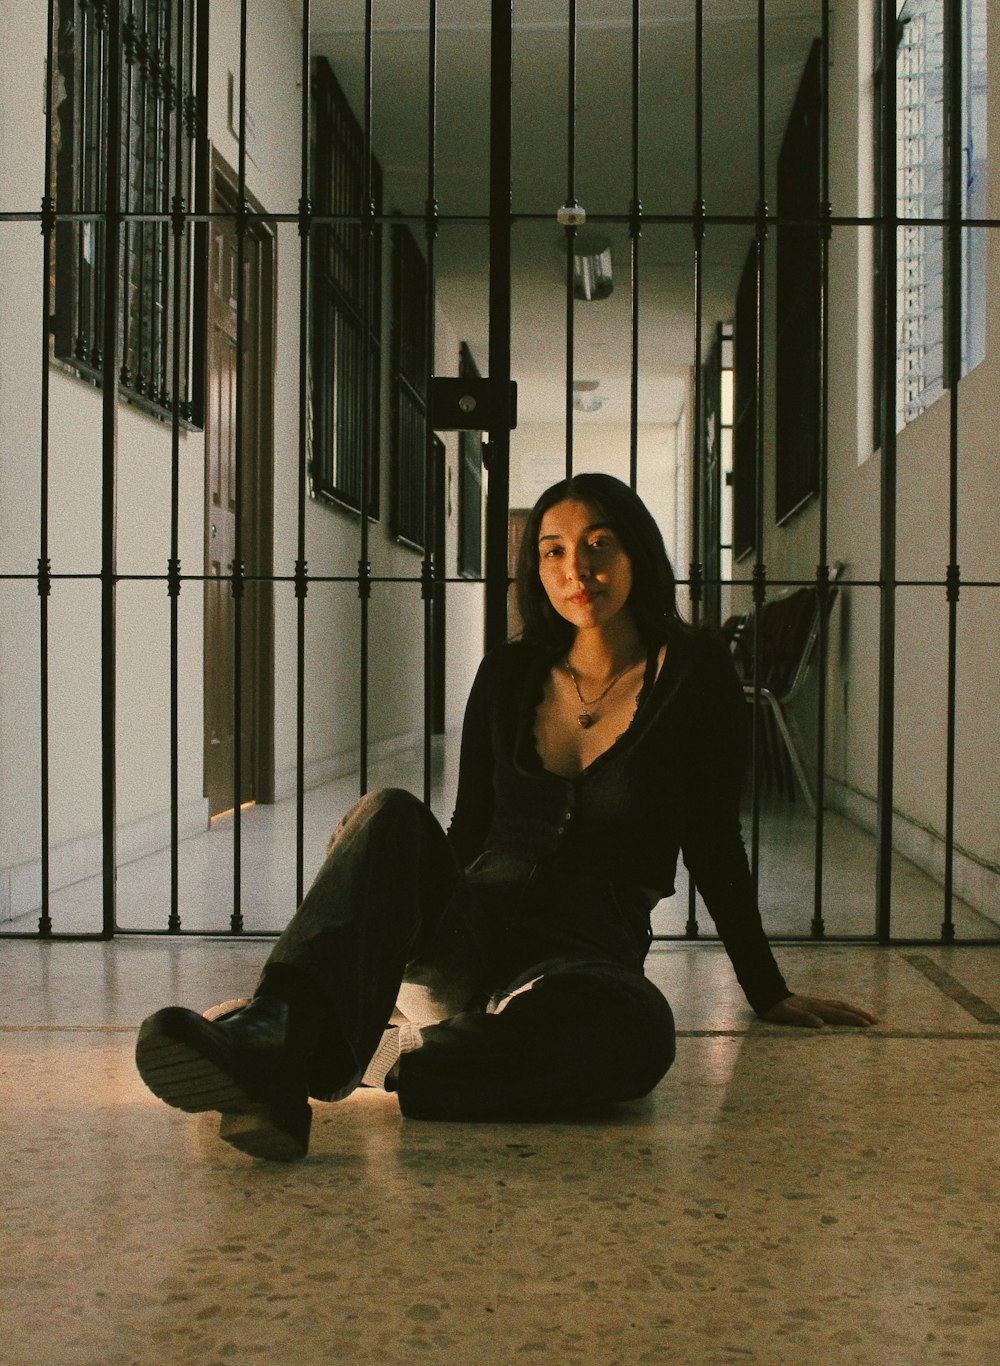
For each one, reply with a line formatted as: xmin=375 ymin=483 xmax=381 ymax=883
xmin=578 ymin=712 xmax=594 ymax=729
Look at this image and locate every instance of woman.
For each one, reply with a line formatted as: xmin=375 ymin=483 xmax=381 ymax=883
xmin=136 ymin=474 xmax=876 ymax=1161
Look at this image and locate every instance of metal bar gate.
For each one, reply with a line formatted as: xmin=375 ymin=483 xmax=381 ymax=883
xmin=0 ymin=1 xmax=997 ymax=947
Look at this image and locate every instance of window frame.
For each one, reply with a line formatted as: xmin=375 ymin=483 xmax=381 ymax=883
xmin=51 ymin=0 xmax=207 ymax=428
xmin=873 ymin=0 xmax=988 ymax=444
xmin=309 ymin=55 xmax=383 ymax=519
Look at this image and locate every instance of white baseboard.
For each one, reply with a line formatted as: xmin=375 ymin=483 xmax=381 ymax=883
xmin=825 ymin=777 xmax=1000 ymax=924
xmin=272 ymin=731 xmax=423 ymax=801
xmin=0 ymin=797 xmax=209 ymax=924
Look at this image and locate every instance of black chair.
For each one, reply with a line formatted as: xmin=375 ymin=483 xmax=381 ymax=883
xmin=724 ymin=564 xmax=843 ymax=814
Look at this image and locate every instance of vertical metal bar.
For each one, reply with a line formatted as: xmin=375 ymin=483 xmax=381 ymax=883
xmin=294 ymin=1 xmax=311 ymax=905
xmin=74 ymin=8 xmax=88 ymax=364
xmin=484 ymin=0 xmax=513 ymax=651
xmin=688 ymin=0 xmax=704 ymax=624
xmin=121 ymin=4 xmax=135 ymax=387
xmin=811 ymin=0 xmax=832 ymax=939
xmin=163 ymin=4 xmax=175 ymax=404
xmin=166 ymin=0 xmax=186 ymax=933
xmin=563 ymin=0 xmax=578 ymax=479
xmin=93 ymin=8 xmax=108 ymax=367
xmin=875 ymin=0 xmax=899 ymax=944
xmin=37 ymin=0 xmax=59 ymax=937
xmin=151 ymin=0 xmax=162 ymax=393
xmin=628 ymin=0 xmax=641 ymax=492
xmin=149 ymin=2 xmax=162 ymax=396
xmin=100 ymin=0 xmax=124 ymax=938
xmin=186 ymin=0 xmax=207 ymax=426
xmin=941 ymin=0 xmax=963 ymax=941
xmin=230 ymin=0 xmax=248 ymax=932
xmin=686 ymin=0 xmax=705 ymax=940
xmin=155 ymin=0 xmax=169 ymax=404
xmin=357 ymin=0 xmax=375 ymax=796
xmin=748 ymin=0 xmax=768 ymax=893
xmin=564 ymin=239 xmax=575 ymax=478
xmin=134 ymin=5 xmax=148 ymax=391
xmin=422 ymin=0 xmax=439 ymax=807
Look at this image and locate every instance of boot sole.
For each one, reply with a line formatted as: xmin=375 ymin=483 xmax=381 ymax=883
xmin=135 ymin=1012 xmax=311 ymax=1162
xmin=135 ymin=1020 xmax=256 ymax=1113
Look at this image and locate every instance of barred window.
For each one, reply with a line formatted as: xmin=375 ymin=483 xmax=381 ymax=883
xmin=310 ymin=56 xmax=382 ymax=516
xmin=874 ymin=0 xmax=988 ymax=437
xmin=897 ymin=0 xmax=948 ymax=425
xmin=389 ymin=226 xmax=428 ymax=549
xmin=52 ymin=0 xmax=204 ymax=423
xmin=457 ymin=342 xmax=484 ymax=578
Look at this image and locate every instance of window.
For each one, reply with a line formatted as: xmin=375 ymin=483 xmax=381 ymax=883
xmin=310 ymin=56 xmax=382 ymax=515
xmin=389 ymin=226 xmax=428 ymax=549
xmin=52 ymin=0 xmax=205 ymax=422
xmin=775 ymin=40 xmax=822 ymax=523
xmin=457 ymin=343 xmax=484 ymax=578
xmin=875 ymin=0 xmax=987 ymax=437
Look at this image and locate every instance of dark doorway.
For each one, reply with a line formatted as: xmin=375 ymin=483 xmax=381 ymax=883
xmin=432 ymin=435 xmax=447 ymax=734
xmin=203 ymin=154 xmax=276 ymax=818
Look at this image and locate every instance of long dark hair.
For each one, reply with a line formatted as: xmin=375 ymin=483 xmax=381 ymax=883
xmin=514 ymin=473 xmax=690 ymax=652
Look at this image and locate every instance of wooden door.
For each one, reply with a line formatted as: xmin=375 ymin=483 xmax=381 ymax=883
xmin=204 ymin=161 xmax=275 ymax=817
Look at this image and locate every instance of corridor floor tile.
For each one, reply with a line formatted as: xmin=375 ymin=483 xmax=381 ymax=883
xmin=1 ymin=936 xmax=997 ymax=1364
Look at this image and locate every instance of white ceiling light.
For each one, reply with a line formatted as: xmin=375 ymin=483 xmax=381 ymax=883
xmin=571 ymin=234 xmax=613 ymax=301
xmin=572 ymin=379 xmax=604 ymax=413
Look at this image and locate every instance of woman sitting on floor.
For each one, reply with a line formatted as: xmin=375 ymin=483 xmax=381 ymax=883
xmin=135 ymin=473 xmax=876 ymax=1160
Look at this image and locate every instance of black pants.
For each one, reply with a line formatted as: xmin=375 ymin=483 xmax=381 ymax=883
xmin=261 ymin=788 xmax=676 ymax=1121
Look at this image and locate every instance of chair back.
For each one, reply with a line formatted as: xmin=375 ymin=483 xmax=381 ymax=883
xmin=728 ymin=564 xmax=843 ymax=702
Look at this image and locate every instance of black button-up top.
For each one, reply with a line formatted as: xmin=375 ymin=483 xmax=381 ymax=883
xmin=446 ymin=631 xmax=790 ymax=1016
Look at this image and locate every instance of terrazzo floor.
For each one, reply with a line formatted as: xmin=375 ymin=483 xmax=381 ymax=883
xmin=2 ymin=937 xmax=999 ymax=1364
xmin=3 ymin=741 xmax=999 ymax=1362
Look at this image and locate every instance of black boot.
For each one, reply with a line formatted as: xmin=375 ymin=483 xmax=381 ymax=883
xmin=135 ymin=996 xmax=312 ymax=1162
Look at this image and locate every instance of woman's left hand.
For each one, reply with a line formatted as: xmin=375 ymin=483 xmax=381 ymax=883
xmin=762 ymin=995 xmax=879 ymax=1028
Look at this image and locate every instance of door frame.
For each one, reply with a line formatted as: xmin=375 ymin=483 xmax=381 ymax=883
xmin=203 ymin=148 xmax=276 ymax=811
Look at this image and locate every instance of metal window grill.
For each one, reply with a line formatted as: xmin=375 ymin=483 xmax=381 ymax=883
xmin=309 ymin=55 xmax=383 ymax=515
xmin=1 ymin=0 xmax=998 ymax=952
xmin=52 ymin=0 xmax=201 ymax=421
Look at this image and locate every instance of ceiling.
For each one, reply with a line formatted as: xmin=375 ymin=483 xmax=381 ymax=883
xmin=310 ymin=1 xmax=824 ymax=428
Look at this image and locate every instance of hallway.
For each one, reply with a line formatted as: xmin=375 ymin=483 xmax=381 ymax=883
xmin=8 ymin=730 xmax=998 ymax=943
xmin=2 ymin=745 xmax=998 ymax=1363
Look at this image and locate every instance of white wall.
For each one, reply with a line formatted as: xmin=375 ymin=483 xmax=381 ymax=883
xmin=0 ymin=0 xmax=483 ymax=920
xmin=738 ymin=0 xmax=1000 ymax=917
xmin=3 ymin=0 xmax=996 ymax=922
xmin=0 ymin=4 xmax=208 ymax=914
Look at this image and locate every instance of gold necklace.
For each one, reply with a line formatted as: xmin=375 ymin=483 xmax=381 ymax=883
xmin=563 ymin=656 xmax=643 ymax=729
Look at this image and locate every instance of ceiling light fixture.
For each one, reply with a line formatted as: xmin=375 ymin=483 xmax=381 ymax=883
xmin=571 ymin=234 xmax=613 ymax=301
xmin=572 ymin=379 xmax=604 ymax=413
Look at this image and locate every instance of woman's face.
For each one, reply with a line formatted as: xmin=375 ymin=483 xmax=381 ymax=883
xmin=536 ymin=498 xmax=634 ymax=632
